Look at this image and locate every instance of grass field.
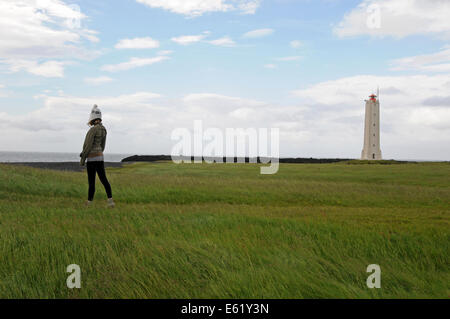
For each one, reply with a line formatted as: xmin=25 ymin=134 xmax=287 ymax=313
xmin=0 ymin=161 xmax=448 ymax=298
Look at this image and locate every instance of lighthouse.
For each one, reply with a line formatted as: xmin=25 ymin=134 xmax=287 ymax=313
xmin=361 ymin=93 xmax=382 ymax=160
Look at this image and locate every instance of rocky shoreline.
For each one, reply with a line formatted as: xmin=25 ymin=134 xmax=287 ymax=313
xmin=121 ymin=155 xmax=352 ymax=164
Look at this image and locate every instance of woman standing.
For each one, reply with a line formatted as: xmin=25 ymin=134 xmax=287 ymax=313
xmin=80 ymin=105 xmax=115 ymax=208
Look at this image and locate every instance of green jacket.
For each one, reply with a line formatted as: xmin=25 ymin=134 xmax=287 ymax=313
xmin=80 ymin=124 xmax=107 ymax=166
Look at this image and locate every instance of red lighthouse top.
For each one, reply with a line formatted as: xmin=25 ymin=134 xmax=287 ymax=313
xmin=369 ymin=94 xmax=377 ymax=102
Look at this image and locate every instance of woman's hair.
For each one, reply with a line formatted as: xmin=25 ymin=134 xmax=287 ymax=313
xmin=89 ymin=118 xmax=102 ymax=126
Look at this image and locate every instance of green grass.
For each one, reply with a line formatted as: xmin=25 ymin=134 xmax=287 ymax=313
xmin=0 ymin=162 xmax=448 ymax=298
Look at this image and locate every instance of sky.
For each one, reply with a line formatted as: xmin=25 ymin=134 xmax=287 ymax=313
xmin=0 ymin=0 xmax=449 ymax=160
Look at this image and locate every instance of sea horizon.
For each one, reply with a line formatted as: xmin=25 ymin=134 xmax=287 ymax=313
xmin=0 ymin=151 xmax=133 ymax=163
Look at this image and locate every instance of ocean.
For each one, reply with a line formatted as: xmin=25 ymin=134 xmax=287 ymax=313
xmin=0 ymin=151 xmax=132 ymax=163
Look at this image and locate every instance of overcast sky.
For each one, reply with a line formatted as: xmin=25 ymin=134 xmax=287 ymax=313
xmin=0 ymin=0 xmax=449 ymax=160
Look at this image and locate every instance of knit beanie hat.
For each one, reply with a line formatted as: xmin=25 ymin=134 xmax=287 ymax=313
xmin=88 ymin=104 xmax=102 ymax=124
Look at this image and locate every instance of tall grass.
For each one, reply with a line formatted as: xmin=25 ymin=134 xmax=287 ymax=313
xmin=0 ymin=162 xmax=448 ymax=298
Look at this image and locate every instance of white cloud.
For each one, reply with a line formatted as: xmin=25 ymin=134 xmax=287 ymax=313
xmin=242 ymin=28 xmax=274 ymax=38
xmin=275 ymin=56 xmax=302 ymax=62
xmin=0 ymin=92 xmax=270 ymax=154
xmin=264 ymin=64 xmax=277 ymax=69
xmin=208 ymin=36 xmax=236 ymax=47
xmin=171 ymin=33 xmax=236 ymax=47
xmin=115 ymin=37 xmax=160 ymax=49
xmin=136 ymin=0 xmax=261 ymax=17
xmin=171 ymin=34 xmax=208 ymax=45
xmin=290 ymin=40 xmax=302 ymax=48
xmin=84 ymin=76 xmax=114 ymax=85
xmin=0 ymin=0 xmax=98 ymax=77
xmin=236 ymin=0 xmax=260 ymax=15
xmin=183 ymin=93 xmax=266 ymax=108
xmin=229 ymin=107 xmax=256 ymax=120
xmin=0 ymin=91 xmax=166 ymax=152
xmin=101 ymin=56 xmax=169 ymax=72
xmin=157 ymin=50 xmax=174 ymax=55
xmin=334 ymin=0 xmax=450 ymax=39
xmin=390 ymin=47 xmax=450 ymax=73
xmin=6 ymin=60 xmax=67 ymax=78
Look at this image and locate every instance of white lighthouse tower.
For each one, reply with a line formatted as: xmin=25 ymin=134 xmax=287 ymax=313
xmin=361 ymin=92 xmax=382 ymax=160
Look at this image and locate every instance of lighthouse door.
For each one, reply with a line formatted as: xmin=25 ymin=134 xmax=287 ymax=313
xmin=372 ymin=154 xmax=375 ymax=159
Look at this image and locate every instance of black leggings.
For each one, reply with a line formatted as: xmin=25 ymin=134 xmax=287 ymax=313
xmin=87 ymin=161 xmax=112 ymax=201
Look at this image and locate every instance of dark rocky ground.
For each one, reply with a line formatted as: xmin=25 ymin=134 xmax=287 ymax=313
xmin=121 ymin=155 xmax=420 ymax=164
xmin=122 ymin=155 xmax=352 ymax=164
xmin=2 ymin=162 xmax=126 ymax=172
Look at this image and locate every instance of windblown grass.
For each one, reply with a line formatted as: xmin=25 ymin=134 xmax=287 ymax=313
xmin=0 ymin=162 xmax=448 ymax=298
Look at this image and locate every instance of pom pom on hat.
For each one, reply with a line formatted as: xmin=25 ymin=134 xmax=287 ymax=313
xmin=88 ymin=104 xmax=102 ymax=124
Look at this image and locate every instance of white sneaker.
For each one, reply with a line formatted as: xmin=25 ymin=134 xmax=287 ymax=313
xmin=107 ymin=198 xmax=115 ymax=208
xmin=85 ymin=200 xmax=92 ymax=207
